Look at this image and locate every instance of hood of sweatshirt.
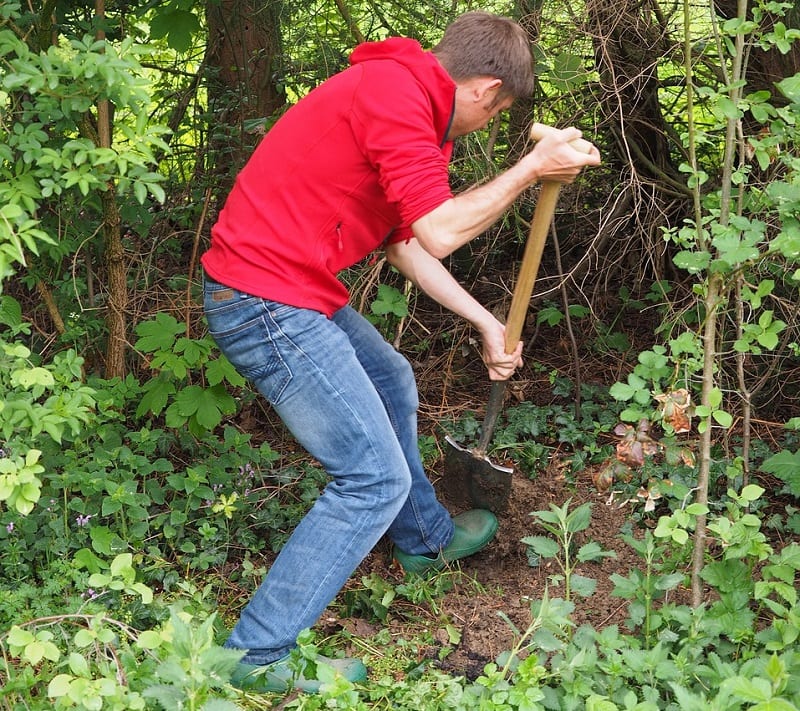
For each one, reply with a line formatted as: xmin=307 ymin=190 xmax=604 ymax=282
xmin=349 ymin=37 xmax=455 ymax=145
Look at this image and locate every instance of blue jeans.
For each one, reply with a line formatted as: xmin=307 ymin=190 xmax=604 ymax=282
xmin=203 ymin=276 xmax=454 ymax=665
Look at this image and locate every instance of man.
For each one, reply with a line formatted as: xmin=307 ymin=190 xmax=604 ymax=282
xmin=201 ymin=11 xmax=600 ymax=694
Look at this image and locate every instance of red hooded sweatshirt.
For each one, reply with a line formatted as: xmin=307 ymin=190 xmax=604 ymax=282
xmin=201 ymin=38 xmax=457 ymax=317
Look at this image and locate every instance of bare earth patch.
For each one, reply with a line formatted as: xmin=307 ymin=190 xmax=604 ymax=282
xmin=333 ymin=462 xmax=646 ymax=681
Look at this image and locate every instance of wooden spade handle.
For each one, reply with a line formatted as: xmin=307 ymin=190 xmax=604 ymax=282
xmin=503 ymin=124 xmax=595 ymax=354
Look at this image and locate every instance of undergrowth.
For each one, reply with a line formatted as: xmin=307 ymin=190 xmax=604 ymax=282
xmin=2 ymin=488 xmax=799 ymax=709
xmin=2 ymin=321 xmax=799 ymax=708
xmin=443 ymin=377 xmax=621 ymax=480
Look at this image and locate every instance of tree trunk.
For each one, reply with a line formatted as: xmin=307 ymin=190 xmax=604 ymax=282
xmin=204 ymin=0 xmax=286 ymax=175
xmin=101 ymin=188 xmax=127 ymax=378
xmin=588 ymin=0 xmax=678 ymax=173
xmin=584 ymin=0 xmax=688 ymax=289
xmin=96 ymin=0 xmax=127 ymax=379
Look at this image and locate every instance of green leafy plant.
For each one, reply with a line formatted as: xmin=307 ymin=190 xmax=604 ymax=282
xmin=134 ymin=313 xmax=245 ymax=436
xmin=522 ymin=500 xmax=616 ymax=601
xmin=446 ymin=380 xmax=618 ymax=479
xmin=478 ymin=487 xmax=800 ymax=710
xmin=610 ymin=532 xmax=685 ymax=647
xmin=760 ymin=448 xmax=800 ymax=498
xmin=3 ymin=1 xmax=800 ymax=709
xmin=0 ymin=8 xmax=170 ymax=291
xmin=86 ymin=553 xmax=154 ymax=605
xmin=608 ymin=345 xmax=682 ymax=425
xmin=341 ymin=574 xmax=397 ymax=623
xmin=0 ymin=603 xmax=244 ymax=711
xmin=651 ymin=483 xmax=800 ymax=654
xmin=366 ymin=282 xmax=410 ymax=342
xmin=2 ymin=613 xmax=148 ymax=710
xmin=468 ymin=592 xmax=574 ymax=708
xmin=535 ymin=301 xmax=591 ymax=328
xmin=0 ymin=320 xmax=98 ymax=517
xmin=138 ymin=610 xmax=244 ymax=710
xmin=607 ymin=0 xmax=800 ymax=601
xmin=370 ymin=283 xmax=409 ymax=320
xmin=0 ymin=448 xmax=44 ymax=516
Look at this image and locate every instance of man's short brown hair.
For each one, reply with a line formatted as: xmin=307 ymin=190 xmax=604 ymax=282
xmin=432 ymin=11 xmax=534 ymax=101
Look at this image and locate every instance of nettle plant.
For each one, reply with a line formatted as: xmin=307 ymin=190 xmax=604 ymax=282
xmin=522 ymin=500 xmax=617 ymax=602
xmin=478 ymin=488 xmax=800 ymax=710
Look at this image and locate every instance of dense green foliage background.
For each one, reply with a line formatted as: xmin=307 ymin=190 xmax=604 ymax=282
xmin=1 ymin=0 xmax=800 ymax=708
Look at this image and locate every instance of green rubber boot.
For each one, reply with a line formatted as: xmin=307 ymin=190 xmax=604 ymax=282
xmin=393 ymin=509 xmax=498 ymax=574
xmin=230 ymin=654 xmax=367 ymax=694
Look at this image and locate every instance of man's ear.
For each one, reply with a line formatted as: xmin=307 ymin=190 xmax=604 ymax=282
xmin=477 ymin=77 xmax=503 ymax=101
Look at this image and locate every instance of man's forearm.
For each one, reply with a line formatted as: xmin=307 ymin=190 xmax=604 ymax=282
xmin=386 ymin=238 xmax=523 ymax=379
xmin=410 ymin=161 xmax=535 ymax=259
xmin=385 ymin=239 xmax=497 ymax=334
xmin=411 ymin=126 xmax=600 ymax=259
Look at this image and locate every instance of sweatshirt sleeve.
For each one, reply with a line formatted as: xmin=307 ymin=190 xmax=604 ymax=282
xmin=349 ymin=61 xmax=454 ymax=230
